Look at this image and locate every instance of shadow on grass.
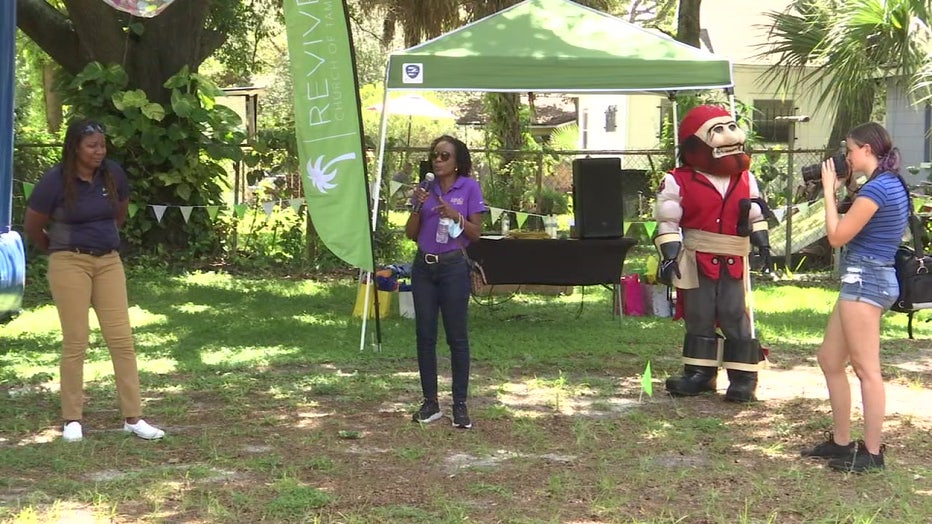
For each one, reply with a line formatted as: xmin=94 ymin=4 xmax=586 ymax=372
xmin=4 ymin=269 xmax=932 ymax=522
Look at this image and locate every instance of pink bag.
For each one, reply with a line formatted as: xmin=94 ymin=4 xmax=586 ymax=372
xmin=621 ymin=274 xmax=646 ymax=316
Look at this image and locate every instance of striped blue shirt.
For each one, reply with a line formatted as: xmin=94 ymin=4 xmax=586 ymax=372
xmin=846 ymin=172 xmax=909 ymax=263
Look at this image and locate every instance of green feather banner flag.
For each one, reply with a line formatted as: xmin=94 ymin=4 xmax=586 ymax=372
xmin=284 ymin=0 xmax=373 ymax=271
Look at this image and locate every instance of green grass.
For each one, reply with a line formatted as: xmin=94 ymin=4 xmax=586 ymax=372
xmin=1 ymin=263 xmax=932 ymax=523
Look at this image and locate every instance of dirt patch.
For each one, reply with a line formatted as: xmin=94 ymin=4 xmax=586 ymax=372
xmin=4 ymin=358 xmax=932 ymax=522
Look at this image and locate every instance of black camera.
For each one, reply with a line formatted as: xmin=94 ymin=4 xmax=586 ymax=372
xmin=801 ymin=152 xmax=848 ymax=182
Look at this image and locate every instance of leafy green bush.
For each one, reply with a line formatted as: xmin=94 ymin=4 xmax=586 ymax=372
xmin=61 ymin=62 xmax=246 ymax=260
xmin=534 ymin=186 xmax=569 ymax=215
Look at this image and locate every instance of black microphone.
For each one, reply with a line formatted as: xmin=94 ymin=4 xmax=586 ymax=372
xmin=412 ymin=172 xmax=434 ymax=212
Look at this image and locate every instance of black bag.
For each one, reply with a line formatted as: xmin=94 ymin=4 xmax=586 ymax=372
xmin=892 ymin=243 xmax=932 ymax=313
xmin=891 ymin=178 xmax=932 ymax=338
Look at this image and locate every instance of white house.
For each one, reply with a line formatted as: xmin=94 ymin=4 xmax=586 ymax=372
xmin=578 ymin=0 xmax=835 ymax=159
xmin=885 ymin=80 xmax=931 ymax=183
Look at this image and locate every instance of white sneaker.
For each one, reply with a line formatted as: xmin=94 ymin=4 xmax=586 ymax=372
xmin=123 ymin=419 xmax=165 ymax=440
xmin=62 ymin=421 xmax=83 ymax=442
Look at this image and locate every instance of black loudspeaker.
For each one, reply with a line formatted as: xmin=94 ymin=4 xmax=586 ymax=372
xmin=572 ymin=157 xmax=624 ymax=238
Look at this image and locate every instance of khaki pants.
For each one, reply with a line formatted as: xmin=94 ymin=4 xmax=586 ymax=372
xmin=48 ymin=251 xmax=141 ymax=420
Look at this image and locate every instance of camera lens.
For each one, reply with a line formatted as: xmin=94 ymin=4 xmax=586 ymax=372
xmin=801 ymin=152 xmax=848 ymax=182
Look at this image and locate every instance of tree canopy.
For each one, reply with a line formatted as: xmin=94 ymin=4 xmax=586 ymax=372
xmin=15 ymin=0 xmax=274 ymax=103
xmin=759 ymin=0 xmax=932 ymax=151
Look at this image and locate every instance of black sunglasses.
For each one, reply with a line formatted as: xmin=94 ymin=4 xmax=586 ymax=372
xmin=429 ymin=151 xmax=451 ymax=161
xmin=81 ymin=123 xmax=106 ymax=136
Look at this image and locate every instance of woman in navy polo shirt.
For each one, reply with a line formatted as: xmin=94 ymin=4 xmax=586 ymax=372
xmin=405 ymin=135 xmax=486 ymax=429
xmin=24 ymin=119 xmax=165 ymax=442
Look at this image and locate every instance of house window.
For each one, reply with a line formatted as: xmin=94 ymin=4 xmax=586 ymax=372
xmin=753 ymin=99 xmax=794 ymax=143
xmin=605 ymin=105 xmax=617 ymax=132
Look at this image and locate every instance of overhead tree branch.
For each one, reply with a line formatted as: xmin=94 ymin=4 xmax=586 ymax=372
xmin=16 ymin=0 xmax=84 ymax=74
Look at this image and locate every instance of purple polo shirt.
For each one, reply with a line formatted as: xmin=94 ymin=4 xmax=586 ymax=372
xmin=415 ymin=175 xmax=486 ymax=254
xmin=27 ymin=159 xmax=130 ymax=252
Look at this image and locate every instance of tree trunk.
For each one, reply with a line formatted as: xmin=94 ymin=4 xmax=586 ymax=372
xmin=676 ymin=0 xmax=701 ymax=47
xmin=41 ymin=61 xmax=62 ymax=133
xmin=17 ymin=0 xmax=227 ymax=104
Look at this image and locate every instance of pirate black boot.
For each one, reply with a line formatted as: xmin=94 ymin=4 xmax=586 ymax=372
xmin=724 ymin=369 xmax=758 ymax=403
xmin=665 ymin=334 xmax=719 ymax=396
xmin=723 ymin=338 xmax=764 ymax=403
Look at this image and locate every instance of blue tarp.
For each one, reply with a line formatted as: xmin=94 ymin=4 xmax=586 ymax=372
xmin=1 ymin=1 xmax=25 ymax=320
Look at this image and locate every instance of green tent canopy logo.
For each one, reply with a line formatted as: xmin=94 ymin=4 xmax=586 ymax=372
xmin=403 ymin=63 xmax=423 ymax=84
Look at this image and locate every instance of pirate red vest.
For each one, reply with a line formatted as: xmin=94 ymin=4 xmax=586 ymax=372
xmin=670 ymin=166 xmax=750 ymax=280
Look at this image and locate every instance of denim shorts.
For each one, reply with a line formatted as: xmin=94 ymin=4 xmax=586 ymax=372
xmin=838 ymin=251 xmax=899 ymax=310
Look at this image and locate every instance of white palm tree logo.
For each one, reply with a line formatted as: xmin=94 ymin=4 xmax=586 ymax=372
xmin=305 ymin=152 xmax=357 ymax=194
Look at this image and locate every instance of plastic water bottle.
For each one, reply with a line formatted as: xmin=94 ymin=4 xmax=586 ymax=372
xmin=545 ymin=215 xmax=558 ymax=238
xmin=436 ymin=217 xmax=451 ymax=244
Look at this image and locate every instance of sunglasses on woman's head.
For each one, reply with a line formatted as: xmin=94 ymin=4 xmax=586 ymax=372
xmin=81 ymin=123 xmax=106 ymax=136
xmin=429 ymin=151 xmax=451 ymax=161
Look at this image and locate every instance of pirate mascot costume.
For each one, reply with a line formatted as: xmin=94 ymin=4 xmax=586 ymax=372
xmin=654 ymin=105 xmax=771 ymax=403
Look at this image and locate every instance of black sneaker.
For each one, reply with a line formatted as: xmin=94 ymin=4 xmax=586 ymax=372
xmin=828 ymin=441 xmax=885 ymax=473
xmin=412 ymin=399 xmax=442 ymax=423
xmin=452 ymin=403 xmax=472 ymax=429
xmin=800 ymin=432 xmax=856 ymax=458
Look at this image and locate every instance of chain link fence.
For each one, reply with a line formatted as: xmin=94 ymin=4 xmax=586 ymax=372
xmin=8 ymin=141 xmax=851 ymax=265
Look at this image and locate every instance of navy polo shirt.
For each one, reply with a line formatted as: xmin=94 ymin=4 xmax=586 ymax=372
xmin=27 ymin=159 xmax=130 ymax=252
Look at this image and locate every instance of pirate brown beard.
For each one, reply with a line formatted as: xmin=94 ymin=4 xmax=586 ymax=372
xmin=681 ymin=137 xmax=750 ymax=177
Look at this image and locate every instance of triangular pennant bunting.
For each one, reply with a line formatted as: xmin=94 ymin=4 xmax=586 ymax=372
xmin=151 ymin=205 xmax=167 ymax=223
xmin=642 ymin=221 xmax=657 ymax=238
xmin=22 ymin=181 xmax=34 ymax=200
xmin=772 ymin=208 xmax=786 ymax=223
xmin=389 ymin=180 xmax=403 ymax=196
xmin=128 ymin=202 xmax=139 ymax=218
xmin=289 ymin=198 xmax=304 ymax=212
xmin=206 ymin=206 xmax=220 ymax=221
xmin=515 ymin=212 xmax=529 ymax=228
xmin=234 ymin=204 xmax=248 ymax=219
xmin=797 ymin=202 xmax=809 ymax=216
xmin=262 ymin=201 xmax=275 ymax=217
xmin=624 ymin=222 xmax=632 ymax=235
xmin=489 ymin=207 xmax=503 ymax=224
xmin=179 ymin=206 xmax=193 ymax=223
xmin=914 ymin=196 xmax=925 ymax=213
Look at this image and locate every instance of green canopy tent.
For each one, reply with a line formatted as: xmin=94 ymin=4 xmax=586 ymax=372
xmin=371 ymin=0 xmax=735 ymax=219
xmin=383 ymin=0 xmax=732 ymax=93
xmin=360 ymin=0 xmax=735 ymax=345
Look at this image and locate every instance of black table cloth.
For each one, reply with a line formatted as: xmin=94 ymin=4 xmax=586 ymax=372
xmin=465 ymin=237 xmax=638 ymax=286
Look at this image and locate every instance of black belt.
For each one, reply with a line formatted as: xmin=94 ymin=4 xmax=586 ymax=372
xmin=419 ymin=250 xmax=464 ymax=264
xmin=68 ymin=247 xmax=115 ymax=257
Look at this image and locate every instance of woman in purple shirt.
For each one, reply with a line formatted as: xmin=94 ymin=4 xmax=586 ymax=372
xmin=24 ymin=119 xmax=165 ymax=442
xmin=405 ymin=135 xmax=486 ymax=429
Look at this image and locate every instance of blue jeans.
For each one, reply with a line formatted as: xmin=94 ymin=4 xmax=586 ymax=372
xmin=838 ymin=250 xmax=899 ymax=310
xmin=411 ymin=252 xmax=471 ymax=404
